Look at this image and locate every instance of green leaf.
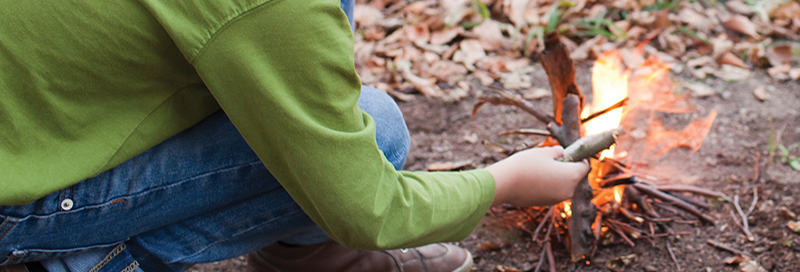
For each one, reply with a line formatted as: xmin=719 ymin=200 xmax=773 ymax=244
xmin=474 ymin=0 xmax=490 ymax=20
xmin=545 ymin=1 xmax=576 ymax=34
xmin=789 ymin=159 xmax=800 ymax=172
xmin=779 ymin=144 xmax=790 ymax=158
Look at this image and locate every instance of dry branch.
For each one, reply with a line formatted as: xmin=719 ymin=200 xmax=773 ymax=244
xmin=633 ymin=183 xmax=716 ymax=223
xmin=473 ymin=90 xmax=554 ymax=124
xmin=561 ymin=126 xmax=625 ymax=162
xmin=581 ymin=98 xmax=628 ymax=123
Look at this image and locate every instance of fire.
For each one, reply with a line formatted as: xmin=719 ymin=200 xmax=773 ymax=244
xmin=582 ymin=50 xmax=629 ymax=159
xmin=562 ymin=201 xmax=572 ymax=218
xmin=613 ymin=186 xmax=623 ymax=203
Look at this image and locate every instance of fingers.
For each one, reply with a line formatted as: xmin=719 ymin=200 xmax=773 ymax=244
xmin=539 ymin=145 xmax=564 ymax=159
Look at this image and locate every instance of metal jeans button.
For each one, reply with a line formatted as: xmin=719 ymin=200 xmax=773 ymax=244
xmin=61 ymin=198 xmax=74 ymax=211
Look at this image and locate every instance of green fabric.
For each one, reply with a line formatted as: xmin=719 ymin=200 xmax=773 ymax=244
xmin=0 ymin=0 xmax=495 ymax=249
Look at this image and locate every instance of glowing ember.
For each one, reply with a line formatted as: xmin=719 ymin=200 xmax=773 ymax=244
xmin=562 ymin=201 xmax=572 ymax=218
xmin=582 ymin=50 xmax=629 ymax=159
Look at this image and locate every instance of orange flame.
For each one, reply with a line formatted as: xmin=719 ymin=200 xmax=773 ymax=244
xmin=582 ymin=50 xmax=629 ymax=159
xmin=613 ymin=186 xmax=623 ymax=203
xmin=562 ymin=201 xmax=572 ymax=218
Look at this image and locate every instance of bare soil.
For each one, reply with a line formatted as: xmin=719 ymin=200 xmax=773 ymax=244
xmin=191 ymin=65 xmax=800 ymax=271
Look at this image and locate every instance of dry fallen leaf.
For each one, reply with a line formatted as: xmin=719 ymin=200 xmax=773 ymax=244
xmin=722 ymin=15 xmax=761 ymax=39
xmin=678 ymin=8 xmax=711 ymax=28
xmin=767 ymin=64 xmax=791 ymax=80
xmin=725 ymin=0 xmax=754 ymax=15
xmin=752 ymin=86 xmax=769 ymax=101
xmin=771 ymin=1 xmax=800 ymax=21
xmin=724 ymin=254 xmax=750 ymax=265
xmin=405 ymin=23 xmax=431 ymax=46
xmin=523 ymin=88 xmax=551 ymax=100
xmin=402 ymin=66 xmax=444 ymax=97
xmin=494 ymin=265 xmax=522 ymax=272
xmin=472 ymin=70 xmax=495 ymax=86
xmin=684 ymin=81 xmax=716 ymax=97
xmin=571 ymin=36 xmax=605 ymax=61
xmin=426 ymin=160 xmax=473 ymax=171
xmin=719 ymin=52 xmax=749 ymax=69
xmin=788 ymin=221 xmax=800 ymax=233
xmin=713 ymin=64 xmax=752 ymax=81
xmin=500 ymin=71 xmax=532 ymax=90
xmin=472 ymin=19 xmax=503 ymax=51
xmin=710 ymin=36 xmax=734 ymax=60
xmin=740 ymin=259 xmax=768 ymax=272
xmin=430 ymin=26 xmax=463 ymax=45
xmin=790 ymin=68 xmax=800 ymax=80
xmin=453 ymin=39 xmax=486 ymax=70
xmin=353 ymin=5 xmax=384 ymax=28
xmin=687 ymin=56 xmax=715 ymax=68
xmin=765 ymin=44 xmax=794 ymax=67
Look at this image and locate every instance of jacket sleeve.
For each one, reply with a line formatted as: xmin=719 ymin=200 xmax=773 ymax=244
xmin=191 ymin=0 xmax=495 ymax=250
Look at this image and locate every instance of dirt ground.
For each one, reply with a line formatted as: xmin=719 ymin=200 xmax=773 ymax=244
xmin=191 ymin=64 xmax=800 ymax=271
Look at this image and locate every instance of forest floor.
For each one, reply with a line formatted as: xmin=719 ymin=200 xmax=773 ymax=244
xmin=191 ymin=63 xmax=800 ymax=271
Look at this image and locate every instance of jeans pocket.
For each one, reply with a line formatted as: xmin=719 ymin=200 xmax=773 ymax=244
xmin=0 ymin=239 xmax=125 ymax=266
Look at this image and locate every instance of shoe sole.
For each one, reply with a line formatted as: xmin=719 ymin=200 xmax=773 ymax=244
xmin=452 ymin=251 xmax=473 ymax=272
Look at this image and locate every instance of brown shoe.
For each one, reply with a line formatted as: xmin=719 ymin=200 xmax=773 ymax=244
xmin=246 ymin=240 xmax=473 ymax=272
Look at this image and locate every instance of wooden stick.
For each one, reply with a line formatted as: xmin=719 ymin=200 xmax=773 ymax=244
xmin=666 ymin=239 xmax=682 ymax=271
xmin=561 ymin=126 xmax=625 ymax=162
xmin=706 ymin=239 xmax=754 ymax=258
xmin=581 ymin=98 xmax=628 ymax=123
xmin=606 ymin=220 xmax=635 ymax=247
xmin=532 ymin=207 xmax=553 ymax=242
xmin=655 ymin=184 xmax=729 ymax=200
xmin=634 ymin=183 xmax=716 ymax=223
xmin=746 ymin=187 xmax=758 ymax=216
xmin=669 ymin=193 xmax=709 ymax=209
xmin=473 ymin=90 xmax=554 ymax=124
xmin=619 ymin=207 xmax=645 ymax=224
xmin=546 ymin=239 xmax=556 ymax=272
xmin=626 ymin=185 xmax=659 ymax=217
xmin=733 ymin=195 xmax=755 ymax=241
xmin=500 ymin=128 xmax=551 ymax=137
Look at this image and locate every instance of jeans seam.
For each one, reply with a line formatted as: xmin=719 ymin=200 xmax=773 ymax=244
xmin=170 ymin=208 xmax=307 ymax=263
xmin=9 ymin=160 xmax=264 ymax=221
xmin=0 ymin=219 xmax=15 ymax=242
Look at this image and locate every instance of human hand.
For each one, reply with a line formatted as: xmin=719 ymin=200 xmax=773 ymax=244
xmin=486 ymin=146 xmax=590 ymax=207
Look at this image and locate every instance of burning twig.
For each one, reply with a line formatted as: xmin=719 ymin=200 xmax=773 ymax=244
xmin=633 ymin=183 xmax=716 ymax=223
xmin=581 ymin=98 xmax=628 ymax=124
xmin=618 ymin=207 xmax=644 ymax=223
xmin=733 ymin=195 xmax=755 ymax=241
xmin=625 ymin=185 xmax=659 ymax=217
xmin=706 ymin=239 xmax=754 ymax=259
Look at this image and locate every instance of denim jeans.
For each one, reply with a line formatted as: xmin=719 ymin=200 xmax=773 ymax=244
xmin=0 ymin=83 xmax=410 ymax=271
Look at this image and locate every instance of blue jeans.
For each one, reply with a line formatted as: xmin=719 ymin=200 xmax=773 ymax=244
xmin=0 ymin=85 xmax=410 ymax=271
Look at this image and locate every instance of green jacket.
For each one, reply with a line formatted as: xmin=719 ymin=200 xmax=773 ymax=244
xmin=0 ymin=0 xmax=495 ymax=249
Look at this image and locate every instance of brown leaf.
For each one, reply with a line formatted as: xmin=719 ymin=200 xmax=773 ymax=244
xmin=523 ymin=88 xmax=551 ymax=100
xmin=723 ymin=254 xmax=750 ymax=265
xmin=752 ymin=86 xmax=769 ymax=101
xmin=726 ymin=0 xmax=754 ymax=15
xmin=765 ymin=44 xmax=794 ymax=67
xmin=500 ymin=71 xmax=532 ymax=90
xmin=678 ymin=8 xmax=711 ymax=28
xmin=719 ymin=52 xmax=749 ymax=69
xmin=403 ymin=1 xmax=427 ymax=15
xmin=790 ymin=68 xmax=800 ymax=80
xmin=771 ymin=1 xmax=800 ymax=21
xmin=405 ymin=23 xmax=431 ymax=46
xmin=402 ymin=66 xmax=443 ymax=97
xmin=690 ymin=66 xmax=716 ymax=79
xmin=722 ymin=15 xmax=761 ymax=39
xmin=788 ymin=221 xmax=800 ymax=233
xmin=610 ymin=20 xmax=631 ymax=37
xmin=767 ymin=64 xmax=791 ymax=80
xmin=740 ymin=260 xmax=767 ymax=272
xmin=713 ymin=64 xmax=751 ymax=81
xmin=571 ymin=36 xmax=605 ymax=61
xmin=430 ymin=26 xmax=463 ymax=45
xmin=353 ymin=5 xmax=384 ymax=28
xmin=710 ymin=36 xmax=734 ymax=60
xmin=453 ymin=39 xmax=486 ymax=70
xmin=505 ymin=0 xmax=531 ymax=27
xmin=684 ymin=81 xmax=716 ymax=97
xmin=472 ymin=20 xmax=503 ymax=51
xmin=472 ymin=70 xmax=495 ymax=86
